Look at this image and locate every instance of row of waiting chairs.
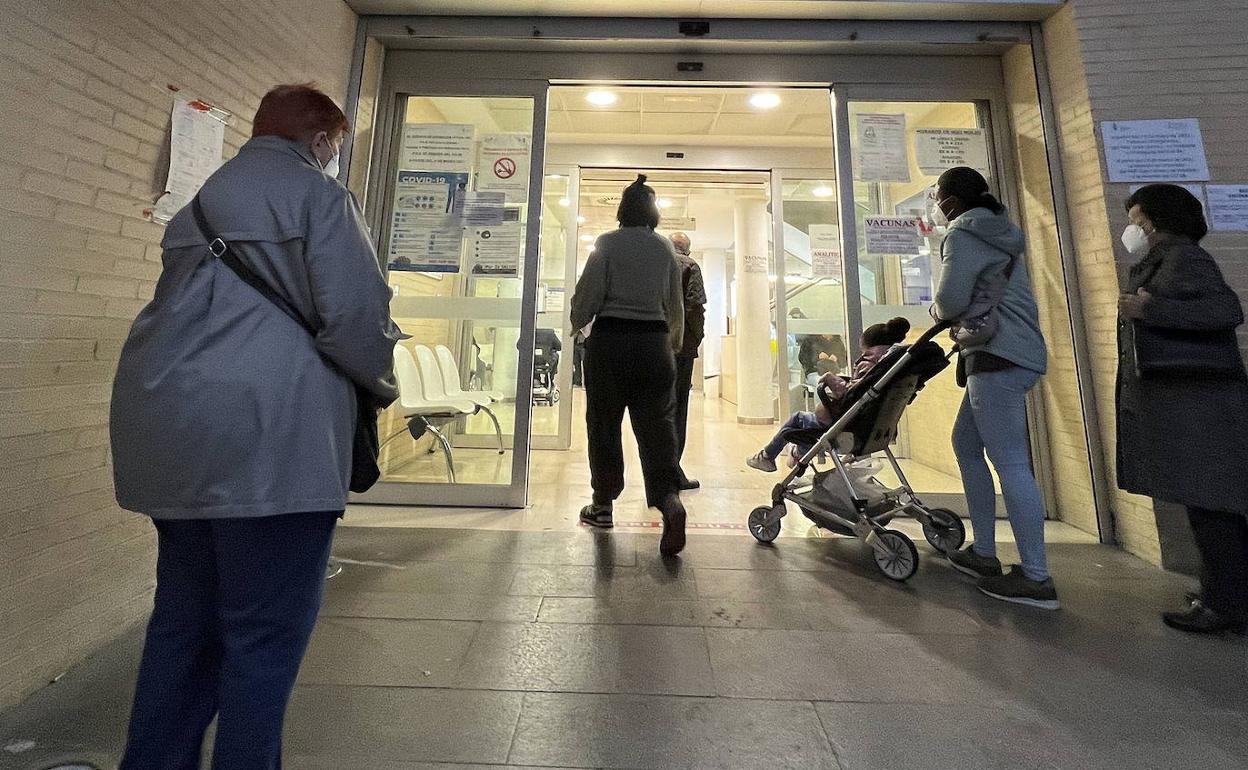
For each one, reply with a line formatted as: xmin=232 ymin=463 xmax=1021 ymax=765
xmin=384 ymin=344 xmax=505 ymax=483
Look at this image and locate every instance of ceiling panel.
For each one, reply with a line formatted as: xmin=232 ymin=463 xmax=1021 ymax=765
xmin=641 ymin=112 xmax=718 ymax=135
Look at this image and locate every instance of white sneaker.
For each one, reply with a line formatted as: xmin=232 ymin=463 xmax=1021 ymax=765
xmin=746 ymin=451 xmax=778 ymax=473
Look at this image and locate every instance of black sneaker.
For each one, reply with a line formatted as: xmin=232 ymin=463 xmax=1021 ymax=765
xmin=1162 ymin=603 xmax=1246 ymax=635
xmin=658 ymin=494 xmax=686 ymax=557
xmin=579 ymin=503 xmax=613 ymax=529
xmin=978 ymin=566 xmax=1060 ymax=610
xmin=947 ymin=545 xmax=1003 ymax=579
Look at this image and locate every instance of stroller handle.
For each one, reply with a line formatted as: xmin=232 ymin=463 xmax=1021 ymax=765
xmin=912 ymin=319 xmax=954 ymax=348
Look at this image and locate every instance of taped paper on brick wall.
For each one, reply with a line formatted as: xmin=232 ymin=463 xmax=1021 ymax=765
xmin=152 ymin=99 xmax=226 ymax=223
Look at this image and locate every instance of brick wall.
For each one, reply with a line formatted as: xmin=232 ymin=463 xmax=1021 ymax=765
xmin=0 ymin=0 xmax=357 ymax=709
xmin=1044 ymin=0 xmax=1248 ymax=563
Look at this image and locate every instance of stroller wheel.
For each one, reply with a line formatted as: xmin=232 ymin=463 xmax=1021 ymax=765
xmin=872 ymin=529 xmax=919 ymax=581
xmin=921 ymin=507 xmax=966 ymax=554
xmin=748 ymin=505 xmax=783 ymax=544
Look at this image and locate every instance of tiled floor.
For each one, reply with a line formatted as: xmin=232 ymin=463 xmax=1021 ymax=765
xmin=3 ymin=526 xmax=1247 ymax=769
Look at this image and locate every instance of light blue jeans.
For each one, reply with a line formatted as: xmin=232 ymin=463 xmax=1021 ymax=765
xmin=952 ymin=366 xmax=1051 ymax=582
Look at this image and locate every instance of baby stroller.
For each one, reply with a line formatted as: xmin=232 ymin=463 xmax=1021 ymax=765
xmin=532 ymin=342 xmax=560 ymax=407
xmin=746 ymin=321 xmax=966 ymax=581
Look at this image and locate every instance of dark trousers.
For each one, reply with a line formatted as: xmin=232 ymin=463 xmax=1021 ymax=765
xmin=673 ymin=354 xmax=696 ymax=473
xmin=121 ymin=511 xmax=340 ymax=770
xmin=584 ymin=324 xmax=680 ymax=508
xmin=1188 ymin=506 xmax=1248 ymax=621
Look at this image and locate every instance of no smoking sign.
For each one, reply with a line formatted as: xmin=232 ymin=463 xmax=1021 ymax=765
xmin=493 ymin=157 xmax=517 ymax=179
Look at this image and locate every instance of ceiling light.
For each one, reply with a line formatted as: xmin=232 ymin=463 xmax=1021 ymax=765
xmin=558 ymin=197 xmax=570 ymax=207
xmin=580 ymin=234 xmax=594 ymax=242
xmin=586 ymin=90 xmax=617 ymax=107
xmin=546 ymin=173 xmax=563 ymax=180
xmin=750 ymin=92 xmax=781 ymax=110
xmin=657 ymin=198 xmax=672 ymax=209
xmin=812 ymin=185 xmax=834 ymax=198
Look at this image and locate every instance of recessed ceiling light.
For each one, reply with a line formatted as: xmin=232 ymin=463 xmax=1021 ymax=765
xmin=750 ymin=92 xmax=781 ymax=110
xmin=558 ymin=197 xmax=570 ymax=207
xmin=657 ymin=198 xmax=672 ymax=209
xmin=586 ymin=90 xmax=617 ymax=107
xmin=546 ymin=173 xmax=563 ymax=180
xmin=812 ymin=185 xmax=834 ymax=198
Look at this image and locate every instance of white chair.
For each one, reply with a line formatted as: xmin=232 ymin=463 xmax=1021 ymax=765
xmin=383 ymin=345 xmax=476 ymax=483
xmin=413 ymin=344 xmax=503 ymax=456
xmin=432 ymin=344 xmax=505 ymax=455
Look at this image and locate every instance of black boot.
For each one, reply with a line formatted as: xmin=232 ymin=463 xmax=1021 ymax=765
xmin=1162 ymin=602 xmax=1246 ymax=635
xmin=658 ymin=494 xmax=686 ymax=557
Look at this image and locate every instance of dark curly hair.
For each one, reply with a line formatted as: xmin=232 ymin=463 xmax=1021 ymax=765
xmin=1125 ymin=184 xmax=1208 ymax=242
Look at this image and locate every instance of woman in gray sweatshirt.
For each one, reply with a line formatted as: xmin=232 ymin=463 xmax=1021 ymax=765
xmin=929 ymin=167 xmax=1056 ymax=610
xmin=569 ymin=175 xmax=687 ymax=556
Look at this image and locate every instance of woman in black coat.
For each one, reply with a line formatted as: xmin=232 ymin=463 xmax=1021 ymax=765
xmin=1117 ymin=184 xmax=1248 ymax=634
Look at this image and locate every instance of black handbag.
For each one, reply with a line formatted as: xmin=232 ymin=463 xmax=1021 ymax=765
xmin=190 ymin=197 xmax=383 ymax=493
xmin=1132 ymin=322 xmax=1245 ymax=379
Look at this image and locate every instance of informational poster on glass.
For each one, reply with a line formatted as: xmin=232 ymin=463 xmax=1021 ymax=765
xmin=545 ymin=285 xmax=566 ymax=313
xmin=475 ymin=134 xmax=531 ymax=202
xmin=400 ymin=123 xmax=475 ymax=172
xmin=152 ymin=100 xmax=225 ymax=223
xmin=864 ymin=216 xmax=923 ymax=256
xmin=1206 ymin=185 xmax=1248 ymax=231
xmin=856 ymin=114 xmax=910 ymax=183
xmin=467 ymin=222 xmax=523 ymax=276
xmin=460 ymin=191 xmax=506 ymax=226
xmin=387 ymin=170 xmax=469 ymax=272
xmin=1100 ymin=119 xmax=1210 ymax=182
xmin=914 ymin=128 xmax=990 ymax=176
xmin=808 ymin=225 xmax=842 ymax=279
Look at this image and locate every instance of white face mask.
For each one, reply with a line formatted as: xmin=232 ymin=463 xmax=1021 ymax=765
xmin=930 ymin=199 xmax=950 ymax=228
xmin=315 ymin=133 xmax=341 ymax=178
xmin=1121 ymin=224 xmax=1150 ymax=255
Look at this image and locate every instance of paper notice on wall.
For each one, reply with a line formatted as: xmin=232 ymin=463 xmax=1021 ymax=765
xmin=152 ymin=100 xmax=225 ymax=223
xmin=475 ymin=134 xmax=531 ymax=202
xmin=807 ymin=225 xmax=842 ymax=279
xmin=400 ymin=123 xmax=475 ymax=172
xmin=1101 ymin=119 xmax=1210 ymax=182
xmin=1206 ymin=185 xmax=1248 ymax=231
xmin=856 ymin=113 xmax=910 ymax=183
xmin=915 ymin=128 xmax=990 ymax=176
xmin=467 ymin=222 xmax=523 ymax=276
xmin=742 ymin=254 xmax=768 ymax=274
xmin=864 ymin=216 xmax=923 ymax=256
xmin=545 ymin=285 xmax=566 ymax=313
xmin=460 ymin=191 xmax=506 ymax=226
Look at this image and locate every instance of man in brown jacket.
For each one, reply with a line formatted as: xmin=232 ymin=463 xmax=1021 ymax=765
xmin=669 ymin=232 xmax=707 ymax=490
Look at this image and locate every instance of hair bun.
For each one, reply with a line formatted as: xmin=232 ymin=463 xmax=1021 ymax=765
xmin=634 ymin=174 xmax=648 ymax=186
xmin=887 ymin=317 xmax=911 ymax=337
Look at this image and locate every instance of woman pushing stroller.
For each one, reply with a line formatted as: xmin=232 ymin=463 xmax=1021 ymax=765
xmin=747 ymin=317 xmax=912 ymax=473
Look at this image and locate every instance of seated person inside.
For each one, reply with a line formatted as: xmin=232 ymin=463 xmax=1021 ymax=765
xmin=748 ymin=317 xmax=911 ymax=472
xmin=797 ymin=331 xmax=849 ymax=385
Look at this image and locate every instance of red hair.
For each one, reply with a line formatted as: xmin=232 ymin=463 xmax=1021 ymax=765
xmin=252 ymin=84 xmax=350 ymax=142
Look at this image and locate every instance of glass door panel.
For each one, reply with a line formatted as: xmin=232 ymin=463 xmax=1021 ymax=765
xmin=355 ymin=86 xmax=546 ymax=508
xmin=776 ymin=169 xmax=850 ymax=417
xmin=841 ymin=98 xmax=1003 ymax=508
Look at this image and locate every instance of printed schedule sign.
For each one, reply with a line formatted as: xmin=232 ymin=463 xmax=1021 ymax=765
xmin=400 ymin=124 xmax=475 ymax=172
xmin=808 ymin=225 xmax=842 ymax=279
xmin=915 ymin=128 xmax=990 ymax=176
xmin=1206 ymin=185 xmax=1248 ymax=231
xmin=856 ymin=114 xmax=910 ymax=183
xmin=864 ymin=216 xmax=923 ymax=256
xmin=1101 ymin=119 xmax=1210 ymax=182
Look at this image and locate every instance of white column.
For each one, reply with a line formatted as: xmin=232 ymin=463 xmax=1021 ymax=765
xmin=733 ymin=196 xmax=773 ymax=424
xmin=700 ymin=247 xmax=727 ymax=387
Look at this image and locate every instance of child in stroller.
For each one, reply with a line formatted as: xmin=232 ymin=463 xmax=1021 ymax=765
xmin=747 ymin=317 xmax=912 ymax=473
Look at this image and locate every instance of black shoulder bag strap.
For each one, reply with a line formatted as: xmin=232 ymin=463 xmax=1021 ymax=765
xmin=189 ymin=195 xmax=382 ymax=493
xmin=191 ymin=196 xmax=316 ymax=336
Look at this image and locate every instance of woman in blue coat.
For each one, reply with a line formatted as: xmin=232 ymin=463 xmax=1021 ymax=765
xmin=110 ymin=85 xmax=401 ymax=769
